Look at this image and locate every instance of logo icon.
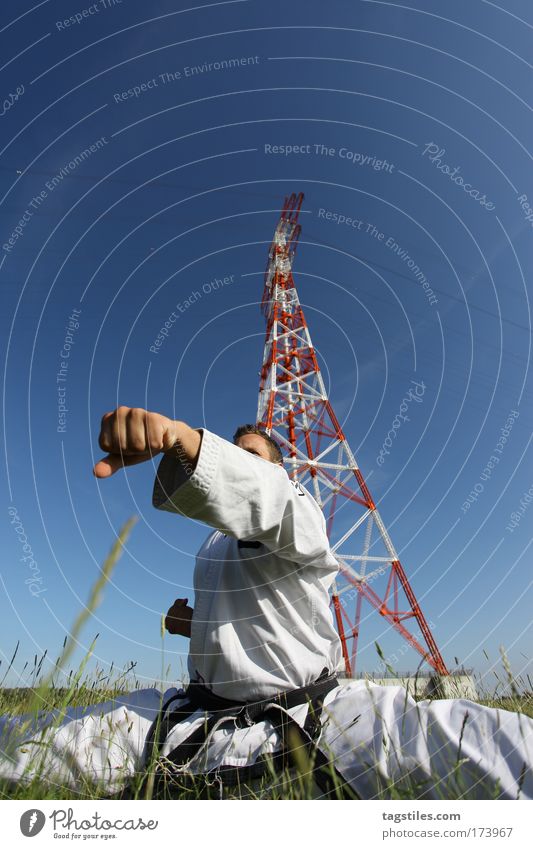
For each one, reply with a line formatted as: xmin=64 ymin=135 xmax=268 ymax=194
xmin=20 ymin=809 xmax=46 ymax=837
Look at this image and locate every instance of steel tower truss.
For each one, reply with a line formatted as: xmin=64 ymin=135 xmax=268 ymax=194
xmin=256 ymin=192 xmax=448 ymax=677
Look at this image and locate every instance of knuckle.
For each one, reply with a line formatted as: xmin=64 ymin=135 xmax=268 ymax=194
xmin=147 ymin=422 xmax=164 ymax=450
xmin=145 ymin=411 xmax=158 ymax=428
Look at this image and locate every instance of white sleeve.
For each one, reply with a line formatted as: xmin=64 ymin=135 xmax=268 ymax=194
xmin=152 ymin=428 xmax=337 ymax=569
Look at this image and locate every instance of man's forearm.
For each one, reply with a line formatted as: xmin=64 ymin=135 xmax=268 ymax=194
xmin=155 ymin=428 xmax=336 ymax=567
xmin=154 ymin=421 xmax=204 ymax=496
xmin=163 ymin=420 xmax=202 ymax=472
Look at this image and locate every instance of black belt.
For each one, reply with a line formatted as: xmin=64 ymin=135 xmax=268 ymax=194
xmin=138 ymin=668 xmax=346 ymax=798
xmin=185 ymin=666 xmax=338 ymax=722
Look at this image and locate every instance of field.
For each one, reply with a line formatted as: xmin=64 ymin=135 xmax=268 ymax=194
xmin=1 ymin=676 xmax=531 ymax=800
xmin=1 ymin=518 xmax=530 ymax=800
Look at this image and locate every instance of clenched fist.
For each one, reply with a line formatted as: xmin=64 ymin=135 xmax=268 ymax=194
xmin=165 ymin=597 xmax=194 ymax=638
xmin=93 ymin=406 xmax=201 ymax=478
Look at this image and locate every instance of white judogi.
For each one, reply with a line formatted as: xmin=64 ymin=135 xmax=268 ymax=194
xmin=152 ymin=427 xmax=343 ymax=701
xmin=1 ymin=429 xmax=532 ymax=798
xmin=1 ymin=681 xmax=532 ymax=798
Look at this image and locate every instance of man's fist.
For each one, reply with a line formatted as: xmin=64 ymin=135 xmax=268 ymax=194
xmin=93 ymin=407 xmax=178 ymax=478
xmin=165 ymin=598 xmax=194 ymax=638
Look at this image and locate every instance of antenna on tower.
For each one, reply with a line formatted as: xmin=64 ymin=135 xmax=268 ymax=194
xmin=256 ymin=192 xmax=448 ymax=678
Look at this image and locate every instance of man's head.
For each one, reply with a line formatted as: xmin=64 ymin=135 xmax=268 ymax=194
xmin=233 ymin=424 xmax=283 ymax=466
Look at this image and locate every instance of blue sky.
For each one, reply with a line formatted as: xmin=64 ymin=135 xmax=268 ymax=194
xmin=1 ymin=0 xmax=531 ymax=692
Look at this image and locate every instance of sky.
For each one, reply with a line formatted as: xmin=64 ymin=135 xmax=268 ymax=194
xmin=1 ymin=0 xmax=531 ymax=693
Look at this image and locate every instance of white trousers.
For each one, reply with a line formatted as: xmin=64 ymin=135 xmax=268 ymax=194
xmin=0 ymin=681 xmax=531 ymax=799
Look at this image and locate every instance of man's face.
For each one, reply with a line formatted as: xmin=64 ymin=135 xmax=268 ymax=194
xmin=235 ymin=433 xmax=281 ymax=464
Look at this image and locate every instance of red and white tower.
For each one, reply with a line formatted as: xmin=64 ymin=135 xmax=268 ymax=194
xmin=256 ymin=192 xmax=448 ymax=678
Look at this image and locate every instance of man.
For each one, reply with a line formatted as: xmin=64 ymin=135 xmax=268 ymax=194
xmin=92 ymin=406 xmax=346 ymax=795
xmin=163 ymin=424 xmax=289 ymax=643
xmin=0 ymin=408 xmax=343 ymax=799
xmin=94 ymin=406 xmax=343 ymax=704
xmin=90 ymin=407 xmax=533 ymax=800
xmin=1 ymin=410 xmax=531 ymax=799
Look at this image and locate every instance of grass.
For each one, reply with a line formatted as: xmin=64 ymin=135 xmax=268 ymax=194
xmin=478 ymin=695 xmax=533 ymax=718
xmin=0 ymin=517 xmax=531 ymax=800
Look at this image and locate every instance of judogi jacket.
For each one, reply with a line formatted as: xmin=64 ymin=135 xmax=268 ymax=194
xmin=153 ymin=428 xmax=343 ymax=701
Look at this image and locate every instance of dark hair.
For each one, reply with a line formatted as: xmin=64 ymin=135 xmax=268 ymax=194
xmin=233 ymin=424 xmax=283 ymax=464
